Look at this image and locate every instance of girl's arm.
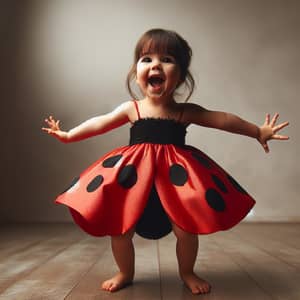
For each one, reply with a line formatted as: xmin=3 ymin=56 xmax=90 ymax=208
xmin=185 ymin=103 xmax=289 ymax=153
xmin=42 ymin=101 xmax=132 ymax=143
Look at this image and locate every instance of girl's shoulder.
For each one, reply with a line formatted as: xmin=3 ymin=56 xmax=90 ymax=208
xmin=180 ymin=102 xmax=207 ymax=125
xmin=110 ymin=100 xmax=135 ymax=115
xmin=180 ymin=101 xmax=206 ymax=115
xmin=107 ymin=100 xmax=136 ymax=122
xmin=180 ymin=102 xmax=206 ymax=111
xmin=122 ymin=99 xmax=141 ymax=123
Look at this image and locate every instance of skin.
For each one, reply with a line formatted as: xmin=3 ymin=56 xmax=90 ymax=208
xmin=42 ymin=52 xmax=289 ymax=294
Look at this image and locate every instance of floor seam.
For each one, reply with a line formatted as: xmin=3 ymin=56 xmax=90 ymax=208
xmin=156 ymin=240 xmax=163 ymax=300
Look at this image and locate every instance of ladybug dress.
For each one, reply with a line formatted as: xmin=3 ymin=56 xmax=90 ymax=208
xmin=55 ymin=100 xmax=256 ymax=239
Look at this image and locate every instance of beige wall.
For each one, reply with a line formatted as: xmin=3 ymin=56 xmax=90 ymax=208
xmin=1 ymin=0 xmax=299 ymax=223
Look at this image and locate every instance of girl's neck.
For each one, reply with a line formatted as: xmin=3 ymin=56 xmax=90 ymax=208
xmin=138 ymin=96 xmax=179 ymax=120
xmin=143 ymin=96 xmax=177 ymax=108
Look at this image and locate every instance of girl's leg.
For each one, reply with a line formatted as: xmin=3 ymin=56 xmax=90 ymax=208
xmin=172 ymin=222 xmax=211 ymax=294
xmin=101 ymin=227 xmax=135 ymax=292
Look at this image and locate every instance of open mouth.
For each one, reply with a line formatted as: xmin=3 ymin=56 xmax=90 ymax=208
xmin=148 ymin=75 xmax=165 ymax=88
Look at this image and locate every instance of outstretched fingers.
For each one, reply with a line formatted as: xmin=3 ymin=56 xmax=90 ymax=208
xmin=272 ymin=134 xmax=289 ymax=140
xmin=273 ymin=121 xmax=289 ymax=133
xmin=272 ymin=120 xmax=290 ymax=140
xmin=259 ymin=113 xmax=289 ymax=153
xmin=264 ymin=113 xmax=290 ymax=139
xmin=43 ymin=116 xmax=61 ymax=131
xmin=262 ymin=142 xmax=270 ymax=153
xmin=41 ymin=127 xmax=51 ymax=133
xmin=264 ymin=113 xmax=270 ymax=126
xmin=270 ymin=113 xmax=279 ymax=127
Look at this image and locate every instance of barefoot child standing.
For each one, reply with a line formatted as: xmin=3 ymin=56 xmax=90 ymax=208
xmin=43 ymin=28 xmax=289 ymax=295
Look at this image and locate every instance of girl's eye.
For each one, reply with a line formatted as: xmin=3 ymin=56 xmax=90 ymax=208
xmin=141 ymin=57 xmax=151 ymax=63
xmin=161 ymin=56 xmax=175 ymax=63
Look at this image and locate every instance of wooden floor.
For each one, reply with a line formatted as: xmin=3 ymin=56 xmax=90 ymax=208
xmin=0 ymin=223 xmax=299 ymax=300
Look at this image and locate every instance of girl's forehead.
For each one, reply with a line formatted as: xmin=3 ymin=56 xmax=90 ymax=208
xmin=140 ymin=49 xmax=174 ymax=57
xmin=139 ymin=38 xmax=176 ymax=57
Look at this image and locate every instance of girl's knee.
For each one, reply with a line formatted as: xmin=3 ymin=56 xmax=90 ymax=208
xmin=112 ymin=227 xmax=135 ymax=241
xmin=125 ymin=227 xmax=136 ymax=239
xmin=172 ymin=223 xmax=197 ymax=240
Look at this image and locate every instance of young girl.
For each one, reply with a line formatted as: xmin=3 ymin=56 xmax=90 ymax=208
xmin=42 ymin=28 xmax=289 ymax=295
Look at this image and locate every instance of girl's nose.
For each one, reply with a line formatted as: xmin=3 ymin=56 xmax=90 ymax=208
xmin=151 ymin=59 xmax=162 ymax=70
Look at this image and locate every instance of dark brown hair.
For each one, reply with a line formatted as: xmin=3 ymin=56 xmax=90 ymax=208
xmin=126 ymin=29 xmax=195 ymax=102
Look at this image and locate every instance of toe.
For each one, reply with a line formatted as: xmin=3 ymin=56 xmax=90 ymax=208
xmin=109 ymin=283 xmax=118 ymax=292
xmin=110 ymin=282 xmax=117 ymax=292
xmin=203 ymin=284 xmax=211 ymax=293
xmin=102 ymin=281 xmax=112 ymax=291
xmin=192 ymin=287 xmax=201 ymax=294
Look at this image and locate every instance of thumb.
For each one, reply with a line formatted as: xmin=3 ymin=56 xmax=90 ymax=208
xmin=262 ymin=142 xmax=269 ymax=153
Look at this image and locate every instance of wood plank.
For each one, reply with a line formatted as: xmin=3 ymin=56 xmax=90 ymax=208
xmin=66 ymin=235 xmax=161 ymax=300
xmin=158 ymin=233 xmax=271 ymax=300
xmin=232 ymin=223 xmax=300 ymax=250
xmin=212 ymin=229 xmax=300 ymax=300
xmin=232 ymin=223 xmax=300 ymax=269
xmin=0 ymin=236 xmax=106 ymax=300
xmin=0 ymin=226 xmax=84 ymax=295
xmin=0 ymin=223 xmax=81 ymax=260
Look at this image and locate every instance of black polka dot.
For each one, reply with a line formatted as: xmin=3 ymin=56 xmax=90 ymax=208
xmin=211 ymin=174 xmax=228 ymax=193
xmin=118 ymin=165 xmax=137 ymax=189
xmin=192 ymin=152 xmax=211 ymax=169
xmin=61 ymin=176 xmax=80 ymax=194
xmin=227 ymin=175 xmax=248 ymax=195
xmin=102 ymin=154 xmax=123 ymax=168
xmin=205 ymin=188 xmax=226 ymax=212
xmin=169 ymin=164 xmax=188 ymax=186
xmin=87 ymin=175 xmax=103 ymax=192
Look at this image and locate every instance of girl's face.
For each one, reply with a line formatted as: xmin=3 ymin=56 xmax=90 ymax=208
xmin=136 ymin=52 xmax=181 ymax=101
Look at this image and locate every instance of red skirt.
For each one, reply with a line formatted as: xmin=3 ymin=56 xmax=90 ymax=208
xmin=55 ymin=143 xmax=255 ymax=238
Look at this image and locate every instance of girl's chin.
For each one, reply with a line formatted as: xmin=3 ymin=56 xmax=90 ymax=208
xmin=140 ymin=85 xmax=174 ymax=100
xmin=147 ymin=85 xmax=168 ymax=97
xmin=146 ymin=92 xmax=165 ymax=100
xmin=148 ymin=85 xmax=164 ymax=94
xmin=145 ymin=94 xmax=175 ymax=103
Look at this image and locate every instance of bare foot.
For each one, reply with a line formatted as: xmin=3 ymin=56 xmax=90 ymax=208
xmin=101 ymin=272 xmax=133 ymax=292
xmin=181 ymin=272 xmax=211 ymax=294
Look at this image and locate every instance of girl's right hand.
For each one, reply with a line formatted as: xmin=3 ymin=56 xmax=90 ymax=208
xmin=257 ymin=113 xmax=289 ymax=153
xmin=42 ymin=116 xmax=69 ymax=143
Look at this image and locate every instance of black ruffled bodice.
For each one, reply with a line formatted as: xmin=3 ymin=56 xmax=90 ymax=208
xmin=129 ymin=118 xmax=187 ymax=146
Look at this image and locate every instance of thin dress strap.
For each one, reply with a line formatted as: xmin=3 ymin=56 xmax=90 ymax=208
xmin=132 ymin=100 xmax=141 ymax=120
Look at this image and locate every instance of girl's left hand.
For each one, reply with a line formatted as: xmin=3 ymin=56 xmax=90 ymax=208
xmin=257 ymin=113 xmax=289 ymax=153
xmin=42 ymin=115 xmax=69 ymax=143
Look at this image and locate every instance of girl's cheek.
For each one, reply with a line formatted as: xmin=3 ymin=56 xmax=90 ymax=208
xmin=136 ymin=75 xmax=147 ymax=88
xmin=167 ymin=65 xmax=180 ymax=75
